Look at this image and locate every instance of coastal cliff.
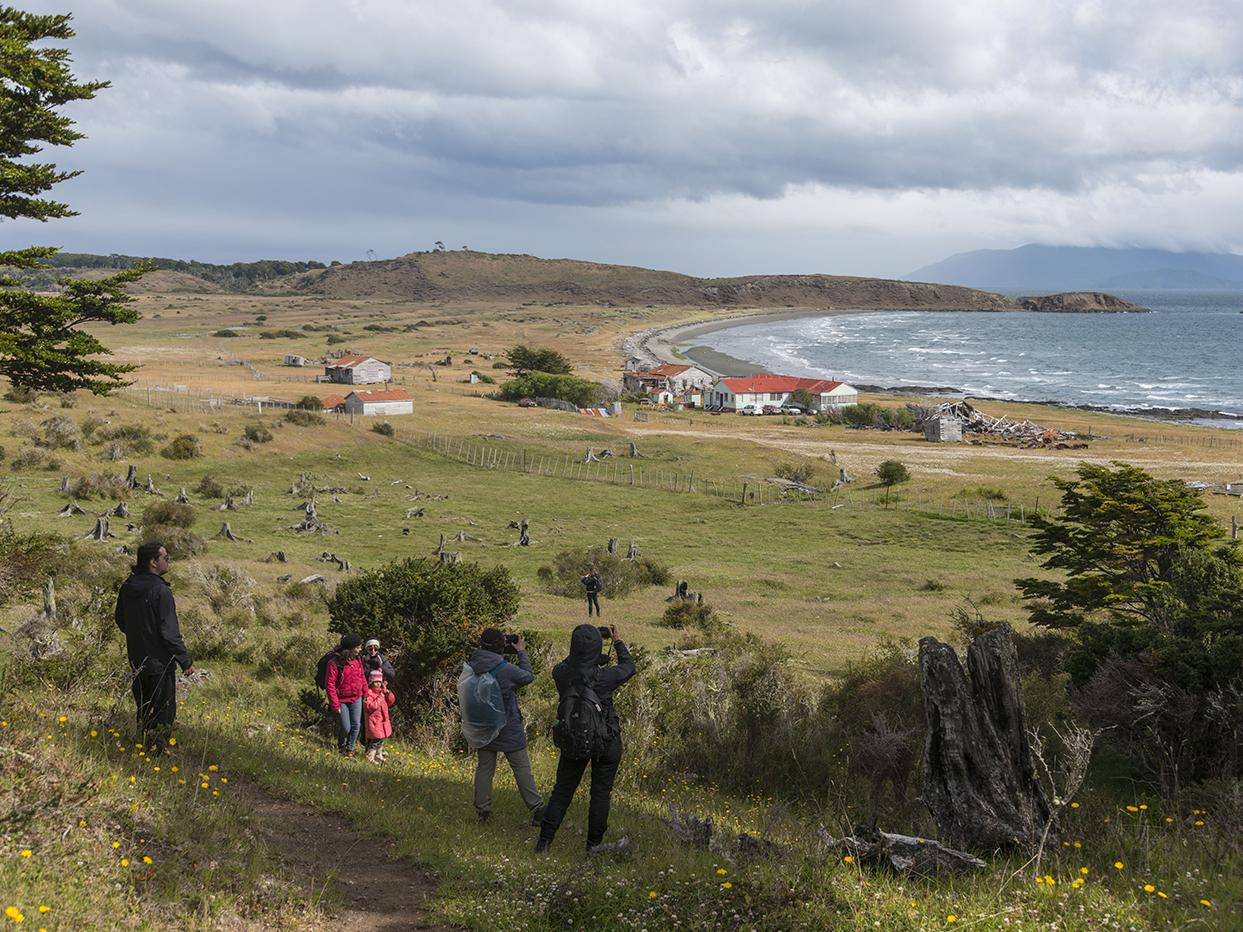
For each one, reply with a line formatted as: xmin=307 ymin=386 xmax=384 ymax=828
xmin=1017 ymin=292 xmax=1148 ymax=313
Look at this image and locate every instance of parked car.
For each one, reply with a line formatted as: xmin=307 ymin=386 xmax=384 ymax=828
xmin=738 ymin=404 xmax=763 ymax=416
xmin=762 ymin=405 xmax=781 ymax=415
xmin=780 ymin=405 xmax=807 ymax=415
xmin=517 ymin=397 xmax=536 ymax=408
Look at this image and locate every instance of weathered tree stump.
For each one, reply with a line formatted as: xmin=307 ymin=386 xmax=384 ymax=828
xmin=405 ymin=507 xmax=425 ymax=519
xmin=266 ymin=550 xmax=287 ymax=563
xmin=216 ymin=522 xmax=243 ymax=541
xmin=57 ymin=502 xmax=87 ymax=517
xmin=319 ymin=551 xmax=351 ymax=571
xmin=144 ymin=475 xmax=160 ymax=495
xmin=626 ymin=541 xmax=639 ymax=560
xmin=455 ymin=529 xmax=480 ymax=542
xmin=240 ymin=487 xmax=254 ymax=506
xmin=519 ymin=518 xmax=530 ymax=546
xmin=58 ymin=476 xmax=71 ymax=493
xmin=218 ymin=495 xmax=237 ymax=511
xmin=82 ymin=516 xmax=113 ymax=540
xmin=607 ymin=537 xmax=618 ymax=555
xmin=124 ymin=465 xmax=138 ymax=489
xmin=175 ymin=487 xmax=190 ymax=503
xmin=584 ymin=448 xmax=600 ymax=463
xmin=919 ymin=626 xmax=1051 ymax=852
xmin=627 ymin=442 xmax=643 ymax=458
xmin=111 ymin=501 xmax=129 ymax=518
xmin=439 ymin=550 xmax=460 ymax=564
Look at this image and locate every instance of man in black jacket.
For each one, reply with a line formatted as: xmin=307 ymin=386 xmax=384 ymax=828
xmin=115 ymin=541 xmax=194 ymax=744
xmin=536 ymin=623 xmax=635 ymax=853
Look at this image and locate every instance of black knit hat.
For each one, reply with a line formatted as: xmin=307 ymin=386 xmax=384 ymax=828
xmin=339 ymin=633 xmax=363 ymax=651
xmin=480 ymin=627 xmax=506 ymax=651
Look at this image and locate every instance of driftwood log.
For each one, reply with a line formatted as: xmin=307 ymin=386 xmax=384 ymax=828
xmin=817 ymin=825 xmax=986 ymax=876
xmin=919 ymin=626 xmax=1051 ymax=852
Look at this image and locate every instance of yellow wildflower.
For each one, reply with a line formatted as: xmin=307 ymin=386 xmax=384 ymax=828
xmin=1114 ymin=861 xmax=1124 ymax=870
xmin=716 ymin=868 xmax=727 ymax=875
xmin=1080 ymin=867 xmax=1089 ymax=875
xmin=1126 ymin=805 xmax=1138 ymax=813
xmin=36 ymin=908 xmax=47 ymax=914
xmin=111 ymin=842 xmax=120 ymax=849
xmin=167 ymin=738 xmax=176 ymax=746
xmin=842 ymin=855 xmax=853 ymax=864
xmin=947 ymin=916 xmax=958 ymax=924
xmin=722 ymin=882 xmax=732 ymax=889
xmin=1201 ymin=899 xmax=1213 ymax=907
xmin=1070 ymin=801 xmax=1079 ymax=809
xmin=1144 ymin=884 xmax=1155 ymax=893
xmin=19 ymin=850 xmax=31 ymax=859
xmin=648 ymin=891 xmax=657 ymax=899
xmin=208 ymin=765 xmax=218 ymax=772
xmin=142 ymin=856 xmax=153 ymax=865
xmin=89 ymin=730 xmax=97 ymax=738
xmin=120 ymin=859 xmax=129 ymax=867
xmin=5 ymin=906 xmax=24 ymax=923
xmin=1157 ymin=891 xmax=1167 ymax=899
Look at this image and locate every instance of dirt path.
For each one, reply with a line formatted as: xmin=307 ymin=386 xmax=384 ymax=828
xmin=236 ymin=779 xmax=452 ymax=931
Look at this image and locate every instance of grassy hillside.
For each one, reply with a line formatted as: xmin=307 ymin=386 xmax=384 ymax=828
xmin=2 ymin=290 xmax=1241 ymax=928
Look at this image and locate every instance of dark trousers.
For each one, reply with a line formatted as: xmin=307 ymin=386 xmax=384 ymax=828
xmin=132 ymin=666 xmax=176 ymax=740
xmin=538 ymin=735 xmax=622 ymax=848
xmin=586 ymin=592 xmax=601 ymax=616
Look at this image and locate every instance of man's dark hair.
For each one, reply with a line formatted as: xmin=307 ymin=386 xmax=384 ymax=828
xmin=480 ymin=627 xmax=506 ymax=652
xmin=134 ymin=541 xmax=164 ymax=573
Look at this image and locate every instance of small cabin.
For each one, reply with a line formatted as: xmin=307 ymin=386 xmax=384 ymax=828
xmin=343 ymin=389 xmax=413 ymax=416
xmin=325 ymin=354 xmax=392 ymax=385
xmin=283 ymin=354 xmax=308 ymax=367
xmin=924 ymin=415 xmax=963 ymax=442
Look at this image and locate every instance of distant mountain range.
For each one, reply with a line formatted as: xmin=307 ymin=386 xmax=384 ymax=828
xmin=908 ymin=244 xmax=1243 ymax=291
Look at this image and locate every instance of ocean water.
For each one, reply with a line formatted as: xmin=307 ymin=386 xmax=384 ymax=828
xmin=696 ymin=291 xmax=1243 ymax=424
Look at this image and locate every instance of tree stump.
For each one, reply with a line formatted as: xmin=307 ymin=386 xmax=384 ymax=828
xmin=627 ymin=442 xmax=643 ymax=458
xmin=144 ymin=475 xmax=160 ymax=495
xmin=607 ymin=537 xmax=618 ymax=555
xmin=82 ymin=516 xmax=113 ymax=540
xmin=216 ymin=522 xmax=242 ymax=541
xmin=57 ymin=502 xmax=87 ymax=517
xmin=111 ymin=501 xmax=129 ymax=518
xmin=58 ymin=476 xmax=71 ymax=494
xmin=439 ymin=550 xmax=460 ymax=564
xmin=175 ymin=487 xmax=190 ymax=503
xmin=240 ymin=487 xmax=254 ymax=506
xmin=626 ymin=541 xmax=639 ymax=559
xmin=519 ymin=519 xmax=530 ymax=547
xmin=218 ymin=495 xmax=237 ymax=511
xmin=124 ymin=465 xmax=138 ymax=489
xmin=919 ymin=626 xmax=1051 ymax=852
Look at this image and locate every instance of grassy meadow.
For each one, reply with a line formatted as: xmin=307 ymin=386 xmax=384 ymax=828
xmin=2 ymin=291 xmax=1242 ymax=928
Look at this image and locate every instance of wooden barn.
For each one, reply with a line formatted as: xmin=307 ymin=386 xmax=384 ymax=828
xmin=325 ymin=354 xmax=391 ymax=385
xmin=343 ymin=389 xmax=413 ymax=416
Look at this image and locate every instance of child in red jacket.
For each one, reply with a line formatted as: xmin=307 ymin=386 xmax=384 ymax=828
xmin=364 ymin=670 xmax=395 ymax=764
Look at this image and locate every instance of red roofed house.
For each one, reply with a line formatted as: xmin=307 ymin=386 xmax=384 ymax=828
xmin=318 ymin=394 xmax=347 ymax=413
xmin=325 ymin=354 xmax=391 ymax=385
xmin=623 ymin=362 xmax=714 ymax=395
xmin=343 ymin=388 xmax=413 ymax=417
xmin=707 ymin=375 xmax=858 ymax=412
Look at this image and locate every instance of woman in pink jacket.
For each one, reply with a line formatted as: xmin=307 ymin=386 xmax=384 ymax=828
xmin=326 ymin=634 xmax=368 ymax=756
xmin=363 ymin=669 xmax=396 ymax=763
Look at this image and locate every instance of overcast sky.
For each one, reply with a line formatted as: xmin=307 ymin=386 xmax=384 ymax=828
xmin=5 ymin=0 xmax=1243 ymax=277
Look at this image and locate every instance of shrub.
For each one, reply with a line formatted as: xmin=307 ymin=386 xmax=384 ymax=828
xmin=38 ymin=416 xmax=81 ymax=450
xmin=505 ymin=344 xmax=573 ymax=375
xmin=371 ymin=421 xmax=395 ymax=437
xmin=660 ymin=600 xmax=721 ymax=633
xmin=142 ymin=525 xmax=206 ymax=559
xmin=773 ymin=460 xmax=818 ymax=485
xmin=10 ymin=446 xmax=47 ymax=469
xmin=70 ymin=472 xmax=128 ymax=500
xmin=193 ymin=564 xmax=258 ymax=617
xmin=470 ymin=371 xmax=495 ymax=384
xmin=195 ymin=475 xmax=225 ymax=498
xmin=954 ymin=485 xmax=1008 ymax=502
xmin=295 ymin=395 xmax=324 ymax=410
xmin=817 ymin=402 xmax=916 ymax=431
xmin=96 ymin=423 xmax=155 ymax=455
xmin=498 ymin=372 xmax=610 ymax=408
xmin=285 ymin=409 xmax=325 ymax=427
xmin=80 ymin=415 xmax=105 ymax=441
xmin=142 ymin=499 xmax=195 ymax=529
xmin=259 ymin=329 xmax=304 ymax=339
xmin=161 ymin=433 xmax=202 ymax=460
xmin=326 ymin=334 xmax=347 ymax=345
xmin=243 ymin=424 xmax=273 ymax=444
xmin=876 ymin=460 xmax=910 ymax=489
xmin=539 ymin=547 xmax=670 ymax=599
xmin=328 ymin=557 xmax=520 ymax=724
xmin=3 ymin=385 xmax=37 ymax=403
xmin=212 ymin=329 xmax=240 ymax=337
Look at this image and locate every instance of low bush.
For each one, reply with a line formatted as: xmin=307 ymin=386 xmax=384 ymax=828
xmin=328 ymin=557 xmax=519 ymax=726
xmin=954 ymin=485 xmax=1008 ymax=501
xmin=10 ymin=446 xmax=48 ymax=470
xmin=660 ymin=600 xmax=722 ymax=633
xmin=212 ymin=329 xmax=240 ymax=337
xmin=295 ymin=395 xmax=323 ymax=410
xmin=161 ymin=433 xmax=202 ymax=460
xmin=259 ymin=329 xmax=304 ymax=340
xmin=2 ymin=385 xmax=37 ymax=403
xmin=538 ymin=547 xmax=671 ymax=599
xmin=142 ymin=499 xmax=195 ymax=529
xmin=469 ymin=371 xmax=495 ymax=384
xmin=70 ymin=472 xmax=128 ymax=500
xmin=285 ymin=409 xmax=325 ymax=427
xmin=371 ymin=421 xmax=395 ymax=437
xmin=195 ymin=475 xmax=225 ymax=498
xmin=95 ymin=423 xmax=155 ymax=455
xmin=80 ymin=415 xmax=106 ymax=441
xmin=816 ymin=402 xmax=917 ymax=431
xmin=326 ymin=334 xmax=347 ymax=345
xmin=142 ymin=525 xmax=206 ymax=560
xmin=773 ymin=460 xmax=818 ymax=485
xmin=498 ymin=372 xmax=611 ymax=408
xmin=37 ymin=415 xmax=81 ymax=450
xmin=243 ymin=424 xmax=273 ymax=444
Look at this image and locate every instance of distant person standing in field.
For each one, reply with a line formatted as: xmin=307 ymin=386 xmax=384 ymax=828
xmin=114 ymin=541 xmax=194 ymax=746
xmin=581 ymin=569 xmax=602 ymax=617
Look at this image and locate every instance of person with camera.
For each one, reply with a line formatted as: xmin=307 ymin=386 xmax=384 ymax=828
xmin=468 ymin=627 xmax=545 ymax=825
xmin=581 ymin=568 xmax=602 ymax=617
xmin=536 ymin=622 xmax=635 ymax=853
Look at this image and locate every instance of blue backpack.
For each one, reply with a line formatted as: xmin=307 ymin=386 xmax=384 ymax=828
xmin=458 ymin=659 xmax=508 ymax=749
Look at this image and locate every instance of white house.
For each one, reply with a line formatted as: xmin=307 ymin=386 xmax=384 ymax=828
xmin=623 ymin=362 xmax=715 ymax=395
xmin=325 ymin=354 xmax=392 ymax=385
xmin=343 ymin=389 xmax=413 ymax=416
xmin=706 ymin=375 xmax=858 ymax=412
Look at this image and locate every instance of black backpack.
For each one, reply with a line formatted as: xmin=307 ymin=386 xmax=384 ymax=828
xmin=552 ymin=672 xmax=612 ymax=760
xmin=315 ymin=650 xmax=344 ymax=691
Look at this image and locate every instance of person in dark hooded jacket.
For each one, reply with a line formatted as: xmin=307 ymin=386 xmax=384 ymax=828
xmin=468 ymin=628 xmax=545 ymax=824
xmin=536 ymin=623 xmax=635 ymax=852
xmin=114 ymin=541 xmax=194 ymax=744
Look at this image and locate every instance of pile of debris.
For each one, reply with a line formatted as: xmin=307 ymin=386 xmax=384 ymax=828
xmin=912 ymin=401 xmax=1078 ymax=446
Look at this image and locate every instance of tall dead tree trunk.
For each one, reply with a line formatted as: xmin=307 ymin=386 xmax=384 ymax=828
xmin=607 ymin=537 xmax=618 ymax=555
xmin=124 ymin=465 xmax=138 ymax=489
xmin=919 ymin=626 xmax=1051 ymax=853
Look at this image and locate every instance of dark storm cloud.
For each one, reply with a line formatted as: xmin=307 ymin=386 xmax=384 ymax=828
xmin=8 ymin=0 xmax=1243 ymax=270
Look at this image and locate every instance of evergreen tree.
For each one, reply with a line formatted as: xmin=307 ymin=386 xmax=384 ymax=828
xmin=0 ymin=6 xmax=145 ymax=394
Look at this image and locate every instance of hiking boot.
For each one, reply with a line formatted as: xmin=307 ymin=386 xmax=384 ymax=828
xmin=530 ymin=803 xmax=546 ymax=827
xmin=534 ymin=838 xmax=551 ymax=854
xmin=587 ymin=835 xmax=633 ymax=858
xmin=477 ymin=811 xmax=491 ymax=824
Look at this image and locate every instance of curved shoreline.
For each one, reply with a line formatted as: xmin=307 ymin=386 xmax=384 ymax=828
xmin=626 ymin=307 xmax=1243 ymax=429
